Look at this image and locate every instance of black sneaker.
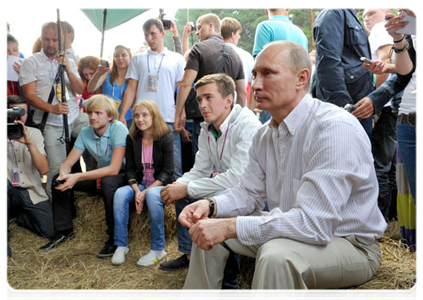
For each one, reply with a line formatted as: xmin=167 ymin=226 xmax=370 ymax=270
xmin=38 ymin=231 xmax=75 ymax=251
xmin=159 ymin=254 xmax=189 ymax=271
xmin=97 ymin=241 xmax=117 ymax=258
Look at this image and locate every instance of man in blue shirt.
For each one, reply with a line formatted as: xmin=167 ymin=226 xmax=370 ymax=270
xmin=39 ymin=95 xmax=129 ymax=258
xmin=252 ymin=9 xmax=308 ymax=58
xmin=251 ymin=9 xmax=308 ymax=123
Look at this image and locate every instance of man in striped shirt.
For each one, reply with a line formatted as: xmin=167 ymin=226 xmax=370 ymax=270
xmin=179 ymin=41 xmax=387 ymax=289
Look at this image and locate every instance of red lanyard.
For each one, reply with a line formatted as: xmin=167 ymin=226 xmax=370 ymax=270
xmin=147 ymin=53 xmax=165 ymax=75
xmin=8 ymin=140 xmax=18 ymax=165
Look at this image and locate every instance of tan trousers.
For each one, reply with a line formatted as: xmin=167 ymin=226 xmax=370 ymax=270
xmin=183 ymin=235 xmax=381 ymax=289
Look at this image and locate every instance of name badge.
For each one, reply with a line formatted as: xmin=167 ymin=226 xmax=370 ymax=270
xmin=212 ymin=170 xmax=222 ymax=178
xmin=12 ymin=166 xmax=20 ymax=186
xmin=146 ymin=74 xmax=159 ymax=92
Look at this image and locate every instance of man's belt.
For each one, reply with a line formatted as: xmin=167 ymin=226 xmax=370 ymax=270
xmin=398 ymin=113 xmax=416 ymax=127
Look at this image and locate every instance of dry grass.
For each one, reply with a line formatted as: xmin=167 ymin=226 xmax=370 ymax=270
xmin=7 ymin=192 xmax=416 ymax=290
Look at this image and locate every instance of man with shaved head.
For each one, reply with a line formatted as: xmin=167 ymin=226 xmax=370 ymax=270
xmin=179 ymin=41 xmax=387 ymax=289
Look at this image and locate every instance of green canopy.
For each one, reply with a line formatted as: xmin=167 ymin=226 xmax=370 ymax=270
xmin=80 ymin=8 xmax=150 ymax=57
xmin=81 ymin=9 xmax=149 ymax=31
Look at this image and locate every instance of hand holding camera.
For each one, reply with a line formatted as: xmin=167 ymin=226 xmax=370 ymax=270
xmin=184 ymin=22 xmax=196 ymax=35
xmin=10 ymin=120 xmax=32 ymax=147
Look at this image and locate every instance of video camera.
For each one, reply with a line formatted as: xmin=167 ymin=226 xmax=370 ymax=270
xmin=7 ymin=106 xmax=25 ymax=139
xmin=159 ymin=9 xmax=171 ymax=30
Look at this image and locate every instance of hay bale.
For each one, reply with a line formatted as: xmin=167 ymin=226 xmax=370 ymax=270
xmin=7 ymin=191 xmax=416 ymax=290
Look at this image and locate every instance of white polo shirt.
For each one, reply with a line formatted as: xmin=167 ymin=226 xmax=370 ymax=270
xmin=19 ymin=50 xmax=80 ymax=126
xmin=126 ymin=48 xmax=185 ymax=123
xmin=227 ymin=43 xmax=255 ymax=87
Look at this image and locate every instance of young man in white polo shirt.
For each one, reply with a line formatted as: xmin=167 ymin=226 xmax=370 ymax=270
xmin=119 ymin=18 xmax=186 ymax=179
xmin=39 ymin=95 xmax=128 ymax=258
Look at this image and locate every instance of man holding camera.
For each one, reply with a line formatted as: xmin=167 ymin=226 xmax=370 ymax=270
xmin=7 ymin=95 xmax=54 ymax=251
xmin=118 ymin=18 xmax=185 ymax=179
xmin=39 ymin=95 xmax=128 ymax=257
xmin=19 ymin=22 xmax=88 ymax=198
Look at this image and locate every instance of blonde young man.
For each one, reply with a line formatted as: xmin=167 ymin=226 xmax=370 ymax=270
xmin=180 ymin=41 xmax=387 ymax=289
xmin=39 ymin=95 xmax=128 ymax=258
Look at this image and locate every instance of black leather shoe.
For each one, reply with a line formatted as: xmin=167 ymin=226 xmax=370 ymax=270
xmin=97 ymin=241 xmax=117 ymax=258
xmin=38 ymin=232 xmax=75 ymax=251
xmin=219 ymin=293 xmax=242 ymax=300
xmin=159 ymin=254 xmax=189 ymax=271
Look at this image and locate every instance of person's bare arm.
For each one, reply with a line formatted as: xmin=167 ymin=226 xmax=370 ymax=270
xmin=87 ymin=66 xmax=109 ymax=92
xmin=374 ymin=44 xmax=392 ymax=88
xmin=235 ymin=79 xmax=246 ymax=107
xmin=59 ymin=55 xmax=84 ymax=95
xmin=118 ymin=79 xmax=138 ymax=124
xmin=174 ymin=69 xmax=197 ymax=131
xmin=22 ymin=82 xmax=69 ymax=115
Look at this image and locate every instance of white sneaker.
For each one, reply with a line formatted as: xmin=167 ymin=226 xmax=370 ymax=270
xmin=136 ymin=249 xmax=167 ymax=267
xmin=111 ymin=246 xmax=130 ymax=265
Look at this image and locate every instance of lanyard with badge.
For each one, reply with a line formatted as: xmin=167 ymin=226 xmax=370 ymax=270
xmin=142 ymin=145 xmax=155 ymax=187
xmin=208 ymin=121 xmax=230 ymax=177
xmin=146 ymin=54 xmax=165 ymax=92
xmin=8 ymin=140 xmax=20 ymax=186
xmin=112 ymin=82 xmax=124 ymax=100
xmin=112 ymin=83 xmax=125 ymax=109
xmin=93 ymin=132 xmax=111 ymax=189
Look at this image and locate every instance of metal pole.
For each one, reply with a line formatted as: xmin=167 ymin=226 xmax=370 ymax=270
xmin=100 ymin=9 xmax=107 ymax=58
xmin=57 ymin=9 xmax=70 ymax=154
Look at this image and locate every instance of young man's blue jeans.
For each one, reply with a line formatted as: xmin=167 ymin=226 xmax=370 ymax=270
xmin=397 ymin=122 xmax=416 ymax=203
xmin=114 ymin=184 xmax=165 ymax=250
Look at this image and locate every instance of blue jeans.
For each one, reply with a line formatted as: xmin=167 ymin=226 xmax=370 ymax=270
xmin=113 ymin=184 xmax=165 ymax=250
xmin=191 ymin=118 xmax=203 ymax=162
xmin=259 ymin=110 xmax=271 ymax=124
xmin=397 ymin=121 xmax=416 ymax=203
xmin=359 ymin=115 xmax=373 ymax=139
xmin=167 ymin=123 xmax=182 ymax=179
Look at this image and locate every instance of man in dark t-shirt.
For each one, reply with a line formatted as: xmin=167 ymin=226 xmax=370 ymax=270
xmin=174 ymin=13 xmax=246 ymax=149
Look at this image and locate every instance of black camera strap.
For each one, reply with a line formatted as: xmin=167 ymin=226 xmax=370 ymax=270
xmin=38 ymin=86 xmax=56 ymax=133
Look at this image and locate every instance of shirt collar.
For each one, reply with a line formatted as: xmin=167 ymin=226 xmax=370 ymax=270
xmin=201 ymin=105 xmax=237 ymax=133
xmin=268 ymin=93 xmax=314 ymax=137
xmin=147 ymin=48 xmax=168 ymax=55
xmin=40 ymin=50 xmax=56 ymax=63
xmin=270 ymin=15 xmax=290 ymax=22
xmin=209 ymin=35 xmax=224 ymax=41
xmin=93 ymin=122 xmax=112 ymax=139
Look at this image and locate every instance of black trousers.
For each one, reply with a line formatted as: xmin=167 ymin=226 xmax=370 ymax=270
xmin=371 ymin=106 xmax=398 ymax=220
xmin=7 ymin=180 xmax=54 ymax=239
xmin=51 ymin=173 xmax=126 ymax=239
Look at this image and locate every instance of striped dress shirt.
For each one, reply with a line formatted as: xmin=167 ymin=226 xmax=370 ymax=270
xmin=215 ymin=93 xmax=387 ymax=246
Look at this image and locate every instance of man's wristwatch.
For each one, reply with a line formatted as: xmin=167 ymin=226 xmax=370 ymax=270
xmin=206 ymin=197 xmax=215 ymax=218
